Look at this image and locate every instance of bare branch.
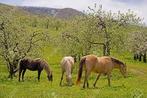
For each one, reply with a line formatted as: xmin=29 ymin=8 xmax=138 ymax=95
xmin=61 ymin=32 xmax=80 ymax=43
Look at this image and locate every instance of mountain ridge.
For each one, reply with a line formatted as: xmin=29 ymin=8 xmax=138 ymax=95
xmin=0 ymin=3 xmax=83 ymax=19
xmin=18 ymin=6 xmax=84 ymax=19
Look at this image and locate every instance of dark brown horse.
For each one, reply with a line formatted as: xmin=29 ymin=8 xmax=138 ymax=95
xmin=18 ymin=58 xmax=53 ymax=82
xmin=76 ymin=55 xmax=127 ymax=88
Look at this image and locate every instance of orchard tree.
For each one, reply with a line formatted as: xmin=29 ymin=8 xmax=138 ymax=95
xmin=0 ymin=17 xmax=49 ymax=79
xmin=59 ymin=4 xmax=142 ymax=59
xmin=87 ymin=5 xmax=142 ymax=55
xmin=130 ymin=29 xmax=147 ymax=62
xmin=59 ymin=15 xmax=100 ymax=61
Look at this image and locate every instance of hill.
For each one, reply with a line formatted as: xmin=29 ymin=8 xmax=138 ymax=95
xmin=19 ymin=6 xmax=83 ymax=19
xmin=0 ymin=3 xmax=83 ymax=19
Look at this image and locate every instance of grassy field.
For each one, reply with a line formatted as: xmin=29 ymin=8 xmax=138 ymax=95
xmin=0 ymin=52 xmax=147 ymax=98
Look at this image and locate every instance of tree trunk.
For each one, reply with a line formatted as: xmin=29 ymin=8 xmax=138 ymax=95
xmin=7 ymin=59 xmax=19 ymax=79
xmin=78 ymin=54 xmax=81 ymax=62
xmin=46 ymin=20 xmax=49 ymax=29
xmin=103 ymin=44 xmax=106 ymax=56
xmin=134 ymin=53 xmax=138 ymax=60
xmin=9 ymin=63 xmax=14 ymax=79
xmin=55 ymin=26 xmax=58 ymax=31
xmin=139 ymin=53 xmax=142 ymax=61
xmin=134 ymin=54 xmax=136 ymax=60
xmin=105 ymin=41 xmax=110 ymax=56
xmin=136 ymin=54 xmax=139 ymax=59
xmin=143 ymin=52 xmax=146 ymax=63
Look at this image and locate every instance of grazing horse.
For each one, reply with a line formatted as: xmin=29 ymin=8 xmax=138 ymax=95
xmin=76 ymin=55 xmax=127 ymax=88
xmin=18 ymin=58 xmax=53 ymax=82
xmin=60 ymin=56 xmax=74 ymax=86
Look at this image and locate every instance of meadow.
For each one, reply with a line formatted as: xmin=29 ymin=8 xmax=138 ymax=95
xmin=0 ymin=3 xmax=147 ymax=98
xmin=0 ymin=50 xmax=147 ymax=98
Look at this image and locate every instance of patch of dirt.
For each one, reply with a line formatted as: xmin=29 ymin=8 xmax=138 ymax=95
xmin=129 ymin=69 xmax=145 ymax=75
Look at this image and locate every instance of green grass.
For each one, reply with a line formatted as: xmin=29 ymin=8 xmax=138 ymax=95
xmin=0 ymin=53 xmax=147 ymax=98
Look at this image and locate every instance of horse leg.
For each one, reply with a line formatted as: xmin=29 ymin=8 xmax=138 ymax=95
xmin=107 ymin=74 xmax=111 ymax=86
xmin=83 ymin=70 xmax=90 ymax=88
xmin=87 ymin=72 xmax=91 ymax=88
xmin=18 ymin=69 xmax=22 ymax=82
xmin=87 ymin=80 xmax=89 ymax=88
xmin=38 ymin=70 xmax=42 ymax=82
xmin=22 ymin=69 xmax=26 ymax=82
xmin=93 ymin=73 xmax=101 ymax=87
xmin=71 ymin=68 xmax=73 ymax=74
xmin=60 ymin=71 xmax=64 ymax=86
xmin=83 ymin=70 xmax=87 ymax=88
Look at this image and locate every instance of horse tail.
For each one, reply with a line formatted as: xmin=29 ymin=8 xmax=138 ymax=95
xmin=76 ymin=56 xmax=86 ymax=85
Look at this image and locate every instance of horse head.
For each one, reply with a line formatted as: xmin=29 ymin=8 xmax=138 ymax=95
xmin=47 ymin=71 xmax=53 ymax=81
xmin=66 ymin=74 xmax=72 ymax=86
xmin=121 ymin=63 xmax=127 ymax=78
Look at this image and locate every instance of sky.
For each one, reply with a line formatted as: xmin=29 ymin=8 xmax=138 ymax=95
xmin=0 ymin=0 xmax=147 ymax=24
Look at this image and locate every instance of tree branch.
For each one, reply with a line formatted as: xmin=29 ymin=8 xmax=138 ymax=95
xmin=62 ymin=32 xmax=80 ymax=43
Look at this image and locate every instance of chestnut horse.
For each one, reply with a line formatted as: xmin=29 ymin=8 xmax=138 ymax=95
xmin=60 ymin=56 xmax=74 ymax=86
xmin=18 ymin=58 xmax=53 ymax=82
xmin=76 ymin=55 xmax=127 ymax=88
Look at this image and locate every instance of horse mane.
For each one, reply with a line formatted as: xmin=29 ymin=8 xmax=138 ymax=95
xmin=111 ymin=57 xmax=125 ymax=66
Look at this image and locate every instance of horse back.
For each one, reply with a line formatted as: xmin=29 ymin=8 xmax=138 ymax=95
xmin=84 ymin=55 xmax=99 ymax=72
xmin=60 ymin=56 xmax=74 ymax=72
xmin=85 ymin=55 xmax=98 ymax=66
xmin=96 ymin=57 xmax=114 ymax=73
xmin=84 ymin=55 xmax=113 ymax=73
xmin=30 ymin=60 xmax=42 ymax=71
xmin=20 ymin=59 xmax=42 ymax=71
xmin=61 ymin=57 xmax=74 ymax=66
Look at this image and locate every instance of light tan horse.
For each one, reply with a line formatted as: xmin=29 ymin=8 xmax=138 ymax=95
xmin=76 ymin=55 xmax=127 ymax=88
xmin=60 ymin=56 xmax=74 ymax=86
